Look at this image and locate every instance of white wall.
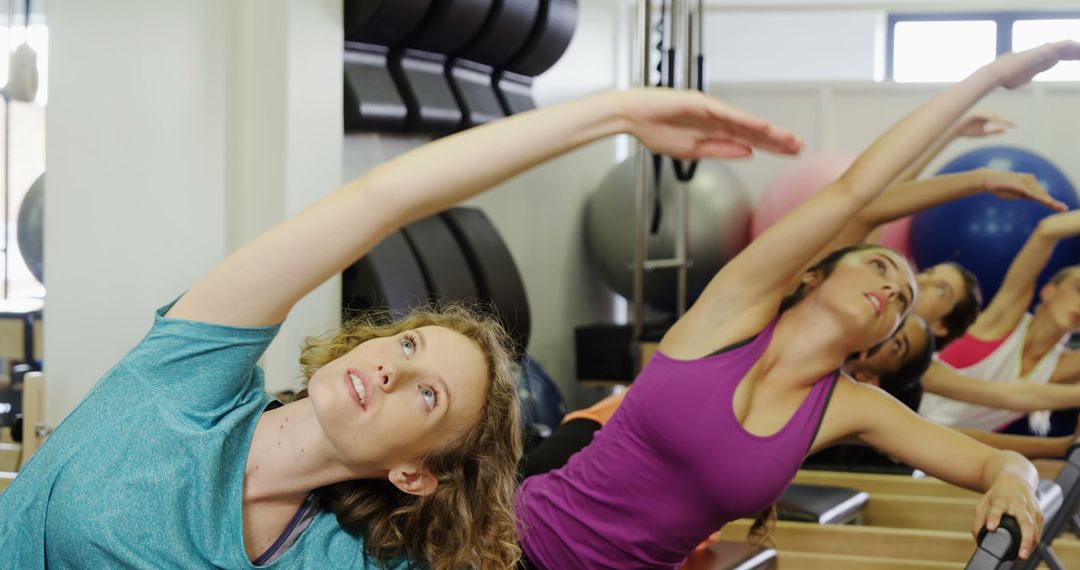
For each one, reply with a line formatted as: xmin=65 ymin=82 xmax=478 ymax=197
xmin=45 ymin=0 xmax=341 ymax=424
xmin=46 ymin=0 xmax=230 ymax=425
xmin=705 ymin=11 xmax=885 ymax=82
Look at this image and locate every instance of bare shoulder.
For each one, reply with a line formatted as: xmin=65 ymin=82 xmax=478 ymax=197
xmin=658 ymin=302 xmax=777 ymax=360
xmin=817 ymin=376 xmax=903 ymax=442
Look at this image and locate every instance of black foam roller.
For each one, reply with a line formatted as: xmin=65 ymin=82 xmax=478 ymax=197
xmin=406 ymin=0 xmax=494 ymax=55
xmin=342 ymin=230 xmax=430 ymax=320
xmin=441 ymin=207 xmax=531 ymax=354
xmin=504 ymin=0 xmax=578 ymax=77
xmin=401 ymin=216 xmax=481 ymax=302
xmin=458 ymin=0 xmax=540 ymax=68
xmin=345 ymin=0 xmax=433 ymax=46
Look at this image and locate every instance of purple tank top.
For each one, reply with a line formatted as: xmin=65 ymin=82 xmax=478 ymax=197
xmin=517 ymin=319 xmax=837 ymax=569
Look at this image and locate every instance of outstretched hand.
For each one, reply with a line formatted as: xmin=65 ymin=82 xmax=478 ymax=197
xmin=955 ymin=111 xmax=1015 ymax=138
xmin=973 ymin=473 xmax=1043 ymax=560
xmin=978 ymin=169 xmax=1068 ymax=212
xmin=990 ymin=40 xmax=1080 ymax=90
xmin=617 ymin=88 xmax=803 ymax=160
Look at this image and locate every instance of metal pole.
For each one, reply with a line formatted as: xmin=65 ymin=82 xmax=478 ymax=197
xmin=672 ymin=0 xmax=690 ymax=316
xmin=631 ymin=0 xmax=652 ymax=358
xmin=2 ymin=0 xmax=10 ymax=300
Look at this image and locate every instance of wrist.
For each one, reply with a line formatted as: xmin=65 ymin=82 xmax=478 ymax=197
xmin=995 ymin=453 xmax=1037 ymax=486
xmin=966 ymin=169 xmax=991 ymax=193
xmin=572 ymin=90 xmax=638 ymax=143
xmin=1036 ymin=215 xmax=1064 ymax=241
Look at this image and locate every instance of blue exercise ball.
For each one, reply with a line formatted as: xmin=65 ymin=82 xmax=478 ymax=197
xmin=517 ymin=354 xmax=565 ymax=433
xmin=910 ymin=146 xmax=1080 ymax=306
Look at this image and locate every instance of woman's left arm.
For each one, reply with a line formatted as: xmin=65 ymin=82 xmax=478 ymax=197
xmin=836 ymin=382 xmax=1042 ymax=558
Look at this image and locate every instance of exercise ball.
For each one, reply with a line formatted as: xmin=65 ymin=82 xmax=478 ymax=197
xmin=17 ymin=173 xmax=43 ymax=285
xmin=911 ymin=146 xmax=1080 ymax=305
xmin=517 ymin=354 xmax=565 ymax=432
xmin=751 ymin=151 xmax=855 ymax=239
xmin=586 ymin=157 xmax=751 ymax=311
xmin=877 ymin=217 xmax=913 ymax=258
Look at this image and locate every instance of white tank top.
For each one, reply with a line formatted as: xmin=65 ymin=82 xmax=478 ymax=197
xmin=919 ymin=313 xmax=1068 ymax=434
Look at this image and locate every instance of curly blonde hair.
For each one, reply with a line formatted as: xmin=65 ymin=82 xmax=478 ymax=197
xmin=297 ymin=303 xmax=523 ymax=569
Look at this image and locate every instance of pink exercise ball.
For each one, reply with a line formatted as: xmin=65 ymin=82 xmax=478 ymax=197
xmin=751 ymin=151 xmax=856 ymax=239
xmin=878 ymin=217 xmax=914 ymax=259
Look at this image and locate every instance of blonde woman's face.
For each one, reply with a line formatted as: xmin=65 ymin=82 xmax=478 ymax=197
xmin=307 ymin=325 xmax=488 ymax=473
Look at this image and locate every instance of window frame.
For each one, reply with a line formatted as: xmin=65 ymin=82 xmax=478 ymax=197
xmin=885 ymin=10 xmax=1080 ymax=81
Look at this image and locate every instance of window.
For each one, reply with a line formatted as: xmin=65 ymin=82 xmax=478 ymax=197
xmin=887 ymin=11 xmax=1080 ymax=82
xmin=1012 ymin=18 xmax=1080 ymax=81
xmin=0 ymin=20 xmax=47 ymax=300
xmin=892 ymin=20 xmax=997 ymax=83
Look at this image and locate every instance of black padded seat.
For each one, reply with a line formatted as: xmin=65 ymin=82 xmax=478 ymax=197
xmin=776 ymin=483 xmax=868 ymax=525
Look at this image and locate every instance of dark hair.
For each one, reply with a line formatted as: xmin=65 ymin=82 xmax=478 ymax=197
xmin=935 ymin=263 xmax=982 ymax=349
xmin=780 ymin=244 xmax=892 ymax=313
xmin=748 ymin=504 xmax=777 ymax=548
xmin=877 ymin=317 xmax=936 ymax=411
xmin=1049 ymin=265 xmax=1080 ymax=286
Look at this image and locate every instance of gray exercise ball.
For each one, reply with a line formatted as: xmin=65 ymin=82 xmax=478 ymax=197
xmin=17 ymin=173 xmax=44 ymax=285
xmin=586 ymin=158 xmax=751 ymax=311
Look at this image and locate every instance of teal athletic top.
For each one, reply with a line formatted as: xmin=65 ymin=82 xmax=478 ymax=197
xmin=0 ymin=301 xmax=412 ymax=569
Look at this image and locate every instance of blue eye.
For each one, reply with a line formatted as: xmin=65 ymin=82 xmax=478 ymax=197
xmin=420 ymin=386 xmax=438 ymax=409
xmin=401 ymin=336 xmax=416 ymax=356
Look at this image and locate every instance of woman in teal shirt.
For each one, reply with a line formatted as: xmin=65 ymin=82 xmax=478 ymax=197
xmin=0 ymin=88 xmax=800 ymax=569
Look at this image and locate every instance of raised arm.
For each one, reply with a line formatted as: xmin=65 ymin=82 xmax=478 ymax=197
xmin=165 ymin=89 xmax=801 ymax=326
xmin=924 ymin=361 xmax=1080 ymax=412
xmin=861 ymin=170 xmax=1062 ymax=229
xmin=838 ymin=382 xmax=1042 ymax=558
xmin=789 ymin=169 xmax=1062 ymax=291
xmin=972 ymin=209 xmax=1080 ymax=338
xmin=892 ymin=110 xmax=1015 ymax=185
xmin=668 ymin=41 xmax=1080 ymax=350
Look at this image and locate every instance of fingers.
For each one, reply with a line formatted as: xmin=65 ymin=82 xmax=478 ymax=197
xmin=972 ymin=499 xmax=989 ymax=539
xmin=696 ymin=139 xmax=754 ymax=159
xmin=1012 ymin=503 xmax=1041 ymax=560
xmin=975 ymin=499 xmax=1043 ymax=560
xmin=1023 ymin=177 xmax=1069 ymax=211
xmin=986 ymin=501 xmax=1005 ymax=533
xmin=703 ymin=102 xmax=803 ymax=155
xmin=1046 ymin=198 xmax=1069 ymax=212
xmin=1049 ymin=39 xmax=1080 ymax=61
xmin=990 ymin=115 xmax=1017 ymax=129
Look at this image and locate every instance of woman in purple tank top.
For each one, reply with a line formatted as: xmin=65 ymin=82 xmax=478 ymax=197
xmin=518 ymin=41 xmax=1080 ymax=570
